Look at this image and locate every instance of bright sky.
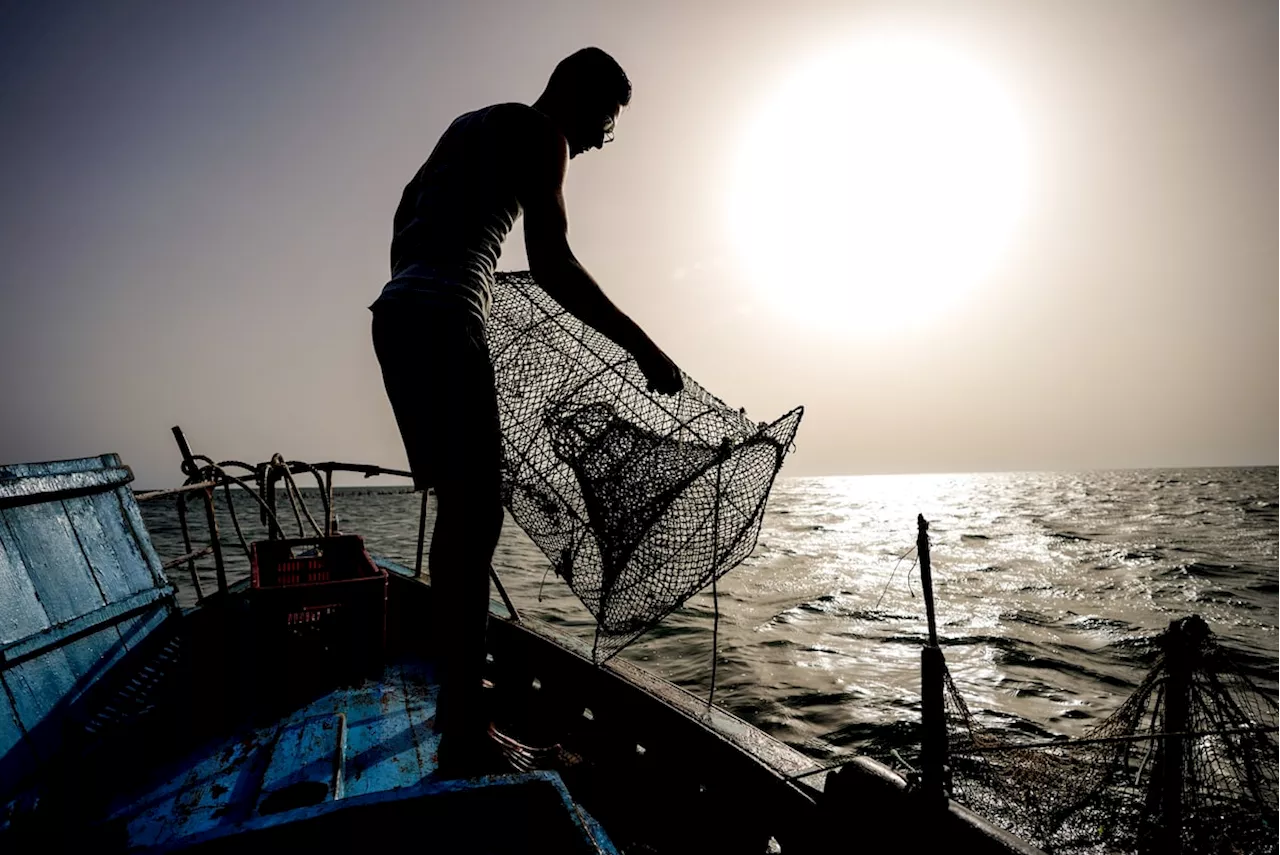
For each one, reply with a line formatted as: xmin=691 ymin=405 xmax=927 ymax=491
xmin=1 ymin=0 xmax=1275 ymax=486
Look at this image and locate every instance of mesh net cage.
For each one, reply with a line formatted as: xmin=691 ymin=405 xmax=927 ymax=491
xmin=487 ymin=270 xmax=803 ymax=662
xmin=942 ymin=615 xmax=1278 ymax=855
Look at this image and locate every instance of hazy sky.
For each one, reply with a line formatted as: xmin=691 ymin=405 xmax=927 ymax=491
xmin=1 ymin=0 xmax=1275 ymax=486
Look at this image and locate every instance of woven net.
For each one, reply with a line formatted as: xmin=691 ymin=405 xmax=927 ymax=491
xmin=943 ymin=616 xmax=1278 ymax=855
xmin=486 ymin=270 xmax=802 ymax=662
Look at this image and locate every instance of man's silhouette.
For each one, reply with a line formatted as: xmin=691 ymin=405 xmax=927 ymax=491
xmin=370 ymin=48 xmax=681 ymax=776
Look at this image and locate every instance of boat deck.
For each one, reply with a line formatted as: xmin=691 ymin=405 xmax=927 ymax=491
xmin=100 ymin=656 xmax=615 ymax=853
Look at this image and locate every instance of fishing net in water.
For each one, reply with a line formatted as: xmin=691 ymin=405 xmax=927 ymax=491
xmin=943 ymin=615 xmax=1278 ymax=855
xmin=486 ymin=270 xmax=802 ymax=662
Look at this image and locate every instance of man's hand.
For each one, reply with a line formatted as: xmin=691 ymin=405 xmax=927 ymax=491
xmin=636 ymin=345 xmax=683 ymax=396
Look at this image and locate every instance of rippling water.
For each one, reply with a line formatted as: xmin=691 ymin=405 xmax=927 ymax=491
xmin=140 ymin=466 xmax=1278 ymax=765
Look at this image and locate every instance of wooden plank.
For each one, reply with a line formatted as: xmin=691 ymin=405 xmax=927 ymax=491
xmin=0 ymin=518 xmax=50 ymax=646
xmin=0 ymin=589 xmax=170 ymax=669
xmin=340 ymin=665 xmax=431 ymax=797
xmin=257 ymin=713 xmax=346 ymax=811
xmin=159 ymin=727 xmax=277 ymax=843
xmin=0 ymin=681 xmax=35 ymax=795
xmin=63 ymin=494 xmax=134 ymax=602
xmin=116 ymin=716 xmax=280 ymax=847
xmin=118 ymin=686 xmax=348 ymax=845
xmin=0 ymin=504 xmax=107 ymax=623
xmin=399 ymin=660 xmax=441 ymax=782
xmin=0 ymin=455 xmax=119 ymax=479
xmin=0 ymin=504 xmax=122 ymax=682
xmin=113 ymin=488 xmax=170 ymax=590
xmin=0 ymin=466 xmax=134 ymax=508
xmin=89 ymin=491 xmax=166 ymax=596
xmin=1 ymin=646 xmax=78 ymax=761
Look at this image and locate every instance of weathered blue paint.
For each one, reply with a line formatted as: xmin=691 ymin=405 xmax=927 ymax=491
xmin=114 ymin=488 xmax=169 ymax=589
xmin=1 ymin=645 xmax=78 ymax=761
xmin=0 ymin=466 xmax=134 ymax=508
xmin=0 ymin=588 xmax=171 ymax=668
xmin=258 ymin=713 xmax=346 ymax=809
xmin=0 ymin=690 xmax=33 ymax=783
xmin=64 ymin=494 xmax=137 ymax=602
xmin=0 ymin=454 xmax=122 ymax=478
xmin=119 ymin=724 xmax=276 ymax=849
xmin=2 ymin=503 xmax=113 ymax=622
xmin=0 ymin=516 xmax=51 ymax=643
xmin=0 ymin=455 xmax=176 ymax=801
xmin=110 ymin=661 xmax=447 ymax=844
xmin=139 ymin=771 xmax=621 ymax=854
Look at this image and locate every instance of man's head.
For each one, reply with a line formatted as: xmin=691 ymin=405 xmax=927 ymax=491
xmin=537 ymin=47 xmax=631 ymax=157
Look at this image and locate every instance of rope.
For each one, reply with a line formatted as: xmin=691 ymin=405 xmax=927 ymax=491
xmin=873 ymin=545 xmax=917 ymax=610
xmin=183 ymin=457 xmax=288 ymax=552
xmin=286 ymin=459 xmax=331 ymax=537
xmin=708 ymin=447 xmax=725 ymax=709
xmin=709 ymin=575 xmax=720 ymax=710
xmin=270 ymin=454 xmax=325 ymax=538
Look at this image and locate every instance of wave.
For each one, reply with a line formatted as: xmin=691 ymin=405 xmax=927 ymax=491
xmin=1168 ymin=561 xmax=1241 ymax=579
xmin=1000 ymin=609 xmax=1055 ymax=628
xmin=993 ymin=643 xmax=1139 ymax=689
xmin=1063 ymin=615 xmax=1135 ymax=633
xmin=1047 ymin=531 xmax=1091 ymax=543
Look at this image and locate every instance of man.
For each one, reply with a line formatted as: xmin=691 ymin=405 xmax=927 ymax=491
xmin=370 ymin=48 xmax=682 ymax=776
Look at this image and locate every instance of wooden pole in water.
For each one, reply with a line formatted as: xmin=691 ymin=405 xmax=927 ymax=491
xmin=1151 ymin=615 xmax=1206 ymax=855
xmin=917 ymin=514 xmax=946 ymax=808
xmin=917 ymin=514 xmax=939 ymax=647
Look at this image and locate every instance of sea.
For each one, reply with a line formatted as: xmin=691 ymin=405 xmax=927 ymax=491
xmin=138 ymin=466 xmax=1278 ymax=767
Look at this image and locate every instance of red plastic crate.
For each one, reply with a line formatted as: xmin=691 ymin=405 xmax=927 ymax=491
xmin=248 ymin=535 xmax=387 ymax=671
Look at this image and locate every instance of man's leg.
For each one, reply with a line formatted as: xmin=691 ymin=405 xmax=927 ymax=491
xmin=428 ymin=333 xmax=504 ymax=773
xmin=429 ymin=474 xmax=503 ymax=748
xmin=370 ymin=305 xmax=504 ymax=772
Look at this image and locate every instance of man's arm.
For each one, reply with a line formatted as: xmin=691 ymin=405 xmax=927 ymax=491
xmin=514 ymin=119 xmax=682 ymax=395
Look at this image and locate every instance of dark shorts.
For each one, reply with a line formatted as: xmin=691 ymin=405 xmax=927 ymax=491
xmin=370 ymin=302 xmax=501 ymax=495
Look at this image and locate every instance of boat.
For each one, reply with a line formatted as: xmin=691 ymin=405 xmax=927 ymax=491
xmin=0 ymin=430 xmax=1047 ymax=853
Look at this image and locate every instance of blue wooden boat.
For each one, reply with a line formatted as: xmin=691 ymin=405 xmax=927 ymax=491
xmin=0 ymin=445 xmax=1044 ymax=853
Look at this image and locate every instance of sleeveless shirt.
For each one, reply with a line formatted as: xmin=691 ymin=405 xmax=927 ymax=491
xmin=374 ymin=103 xmax=525 ymax=323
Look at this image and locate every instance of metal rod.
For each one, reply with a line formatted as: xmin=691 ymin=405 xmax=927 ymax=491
xmin=171 ymin=426 xmax=199 ymax=479
xmin=175 ymin=494 xmax=205 ymax=602
xmin=172 ymin=427 xmax=227 ymax=594
xmin=202 ymin=484 xmax=227 ymax=594
xmin=265 ymin=464 xmax=279 ymax=540
xmin=489 ymin=565 xmax=520 ymax=624
xmin=311 ymin=461 xmax=414 ymax=480
xmin=162 ymin=543 xmax=215 ymax=571
xmin=135 ymin=481 xmax=219 ymax=501
xmin=324 ymin=467 xmax=335 ymax=535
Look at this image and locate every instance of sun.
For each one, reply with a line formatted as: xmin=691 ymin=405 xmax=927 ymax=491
xmin=726 ymin=33 xmax=1031 ymax=333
